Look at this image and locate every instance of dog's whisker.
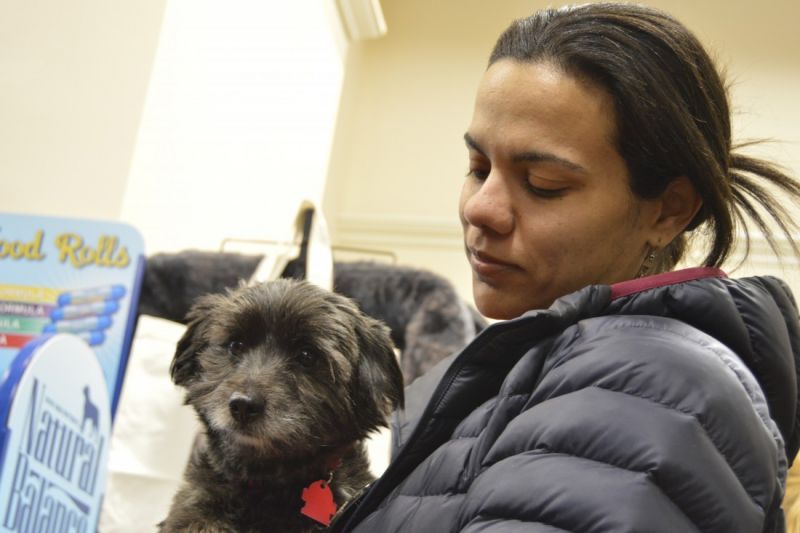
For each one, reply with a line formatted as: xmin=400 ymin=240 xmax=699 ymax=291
xmin=327 ymin=358 xmax=337 ymax=383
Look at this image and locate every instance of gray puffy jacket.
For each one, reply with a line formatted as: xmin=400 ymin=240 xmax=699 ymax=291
xmin=335 ymin=268 xmax=800 ymax=532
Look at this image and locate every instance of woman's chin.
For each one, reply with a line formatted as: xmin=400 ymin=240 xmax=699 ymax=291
xmin=474 ymin=289 xmax=529 ymax=320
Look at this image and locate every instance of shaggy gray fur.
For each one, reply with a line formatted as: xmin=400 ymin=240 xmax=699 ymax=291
xmin=160 ymin=279 xmax=403 ymax=532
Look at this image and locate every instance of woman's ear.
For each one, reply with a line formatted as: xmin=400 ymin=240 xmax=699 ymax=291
xmin=652 ymin=175 xmax=703 ymax=243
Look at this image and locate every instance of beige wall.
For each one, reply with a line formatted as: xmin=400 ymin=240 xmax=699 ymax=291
xmin=324 ymin=0 xmax=800 ymax=304
xmin=0 ymin=0 xmax=167 ymax=221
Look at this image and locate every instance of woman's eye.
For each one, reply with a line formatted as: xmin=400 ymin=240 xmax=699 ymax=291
xmin=228 ymin=340 xmax=245 ymax=356
xmin=526 ymin=183 xmax=567 ymax=198
xmin=298 ymin=349 xmax=316 ymax=368
xmin=466 ymin=168 xmax=489 ymax=180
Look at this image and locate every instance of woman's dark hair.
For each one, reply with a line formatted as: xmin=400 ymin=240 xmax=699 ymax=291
xmin=490 ymin=3 xmax=800 ymax=271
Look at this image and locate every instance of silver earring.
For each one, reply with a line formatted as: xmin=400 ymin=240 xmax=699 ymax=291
xmin=637 ymin=249 xmax=657 ymax=278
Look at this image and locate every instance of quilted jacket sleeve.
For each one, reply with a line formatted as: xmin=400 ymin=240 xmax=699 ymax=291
xmin=453 ymin=315 xmax=782 ymax=532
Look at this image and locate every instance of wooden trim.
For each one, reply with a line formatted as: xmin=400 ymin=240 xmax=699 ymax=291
xmin=334 ymin=213 xmax=463 ymax=249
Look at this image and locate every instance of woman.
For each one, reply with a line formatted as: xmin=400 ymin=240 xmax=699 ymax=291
xmin=333 ymin=4 xmax=800 ymax=532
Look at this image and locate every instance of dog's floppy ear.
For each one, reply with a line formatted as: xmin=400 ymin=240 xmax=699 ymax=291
xmin=351 ymin=313 xmax=405 ymax=432
xmin=170 ymin=295 xmax=218 ymax=386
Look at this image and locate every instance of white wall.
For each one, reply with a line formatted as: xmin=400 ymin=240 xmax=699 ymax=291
xmin=120 ymin=0 xmax=348 ymax=254
xmin=2 ymin=0 xmax=349 ymax=259
xmin=0 ymin=0 xmax=167 ymax=220
xmin=323 ymin=0 xmax=800 ymax=303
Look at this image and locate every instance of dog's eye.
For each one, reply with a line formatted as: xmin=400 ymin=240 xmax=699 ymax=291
xmin=298 ymin=349 xmax=316 ymax=368
xmin=228 ymin=340 xmax=245 ymax=356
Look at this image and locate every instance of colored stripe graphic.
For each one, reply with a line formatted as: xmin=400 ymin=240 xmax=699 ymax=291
xmin=57 ymin=285 xmax=126 ymax=306
xmin=42 ymin=315 xmax=112 ymax=334
xmin=50 ymin=300 xmax=120 ymax=321
xmin=0 ymin=333 xmax=36 ymax=349
xmin=0 ymin=284 xmax=60 ymax=304
xmin=0 ymin=317 xmax=50 ymax=334
xmin=0 ymin=301 xmax=55 ymax=318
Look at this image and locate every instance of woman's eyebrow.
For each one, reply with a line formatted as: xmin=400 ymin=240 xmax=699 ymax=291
xmin=513 ymin=151 xmax=587 ymax=173
xmin=464 ymin=132 xmax=486 ymax=156
xmin=464 ymin=132 xmax=587 ymax=174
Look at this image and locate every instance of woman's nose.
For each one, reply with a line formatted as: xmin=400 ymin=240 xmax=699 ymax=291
xmin=461 ymin=171 xmax=514 ymax=235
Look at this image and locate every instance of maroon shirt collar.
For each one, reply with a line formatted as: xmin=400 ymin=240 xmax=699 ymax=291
xmin=610 ymin=267 xmax=728 ymax=301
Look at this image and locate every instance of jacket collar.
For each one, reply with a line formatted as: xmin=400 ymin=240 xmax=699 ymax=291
xmin=610 ymin=267 xmax=727 ymax=300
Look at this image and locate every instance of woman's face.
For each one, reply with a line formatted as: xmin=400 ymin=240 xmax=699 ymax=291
xmin=460 ymin=60 xmax=659 ymax=319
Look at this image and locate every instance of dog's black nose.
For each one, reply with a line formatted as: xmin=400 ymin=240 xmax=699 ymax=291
xmin=229 ymin=392 xmax=265 ymax=425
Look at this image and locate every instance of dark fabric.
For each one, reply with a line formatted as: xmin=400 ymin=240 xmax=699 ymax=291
xmin=337 ymin=273 xmax=800 ymax=533
xmin=332 ymin=261 xmax=487 ymax=383
xmin=138 ymin=252 xmax=486 ymax=383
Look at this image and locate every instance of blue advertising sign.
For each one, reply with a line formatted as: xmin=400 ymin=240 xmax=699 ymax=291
xmin=0 ymin=212 xmax=144 ymax=532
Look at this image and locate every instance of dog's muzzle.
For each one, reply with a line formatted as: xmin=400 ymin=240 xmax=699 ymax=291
xmin=228 ymin=391 xmax=265 ymax=425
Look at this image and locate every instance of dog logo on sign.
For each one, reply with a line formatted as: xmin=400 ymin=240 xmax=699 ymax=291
xmin=82 ymin=385 xmax=100 ymax=435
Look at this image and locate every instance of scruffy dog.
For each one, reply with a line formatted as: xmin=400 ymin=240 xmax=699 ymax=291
xmin=159 ymin=279 xmax=404 ymax=532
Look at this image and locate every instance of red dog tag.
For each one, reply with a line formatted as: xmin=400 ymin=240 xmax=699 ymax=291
xmin=301 ymin=480 xmax=337 ymax=526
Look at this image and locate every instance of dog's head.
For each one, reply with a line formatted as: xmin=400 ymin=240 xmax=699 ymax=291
xmin=171 ymin=279 xmax=403 ymax=465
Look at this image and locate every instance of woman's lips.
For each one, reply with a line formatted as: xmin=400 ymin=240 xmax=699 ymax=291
xmin=468 ymin=248 xmax=520 ymax=279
